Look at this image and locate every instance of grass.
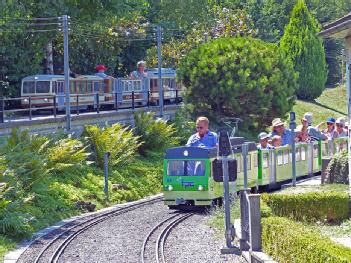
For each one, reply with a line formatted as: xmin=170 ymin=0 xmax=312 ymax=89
xmin=0 ymin=236 xmax=16 ymax=260
xmin=290 ymin=84 xmax=347 ymax=126
xmin=309 ymin=220 xmax=351 ymax=239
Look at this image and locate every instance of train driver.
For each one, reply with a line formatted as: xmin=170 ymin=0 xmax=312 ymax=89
xmin=130 ymin=61 xmax=148 ymax=79
xmin=186 ymin=116 xmax=218 ymax=148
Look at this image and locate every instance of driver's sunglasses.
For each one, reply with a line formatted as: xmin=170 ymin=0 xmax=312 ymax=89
xmin=196 ymin=126 xmax=205 ymax=130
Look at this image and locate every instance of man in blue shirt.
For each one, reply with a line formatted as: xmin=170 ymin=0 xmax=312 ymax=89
xmin=186 ymin=116 xmax=218 ymax=148
xmin=270 ymin=118 xmax=295 ymax=146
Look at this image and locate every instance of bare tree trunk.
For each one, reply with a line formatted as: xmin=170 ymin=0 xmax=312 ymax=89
xmin=45 ymin=41 xmax=54 ymax=74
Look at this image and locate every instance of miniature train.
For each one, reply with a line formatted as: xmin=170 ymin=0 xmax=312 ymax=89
xmin=163 ymin=137 xmax=348 ymax=208
xmin=20 ymin=68 xmax=182 ymax=110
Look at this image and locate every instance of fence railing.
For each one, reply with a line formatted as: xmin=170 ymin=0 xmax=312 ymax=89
xmin=0 ymin=90 xmax=182 ymax=123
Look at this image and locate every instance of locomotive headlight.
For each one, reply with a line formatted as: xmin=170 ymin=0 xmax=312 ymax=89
xmin=44 ymin=98 xmax=48 ymax=102
xmin=198 ymin=185 xmax=204 ymax=191
xmin=183 ymin=150 xmax=188 ymax=157
xmin=168 ymin=185 xmax=173 ymax=191
xmin=24 ymin=99 xmax=28 ymax=102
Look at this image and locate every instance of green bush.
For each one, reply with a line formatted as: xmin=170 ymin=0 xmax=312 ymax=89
xmin=82 ymin=124 xmax=140 ymax=168
xmin=177 ymin=37 xmax=297 ymax=128
xmin=171 ymin=107 xmax=195 ymax=145
xmin=327 ymin=150 xmax=349 ymax=184
xmin=133 ymin=110 xmax=178 ymax=155
xmin=262 ymin=216 xmax=351 ymax=263
xmin=280 ymin=0 xmax=327 ymax=99
xmin=262 ymin=191 xmax=349 ymax=223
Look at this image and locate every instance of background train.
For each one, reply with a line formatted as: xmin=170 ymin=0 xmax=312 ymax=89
xmin=163 ymin=137 xmax=348 ymax=208
xmin=20 ymin=68 xmax=182 ymax=110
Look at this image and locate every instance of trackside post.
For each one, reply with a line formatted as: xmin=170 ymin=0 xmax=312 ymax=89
xmin=104 ymin=152 xmax=110 ymax=201
xmin=290 ymin=112 xmax=297 ymax=186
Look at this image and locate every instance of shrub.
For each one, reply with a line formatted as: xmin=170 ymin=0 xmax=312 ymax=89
xmin=133 ymin=110 xmax=178 ymax=155
xmin=177 ymin=37 xmax=297 ymax=129
xmin=262 ymin=191 xmax=349 ymax=223
xmin=327 ymin=150 xmax=349 ymax=184
xmin=171 ymin=107 xmax=195 ymax=145
xmin=280 ymin=0 xmax=327 ymax=99
xmin=82 ymin=124 xmax=140 ymax=168
xmin=262 ymin=216 xmax=351 ymax=263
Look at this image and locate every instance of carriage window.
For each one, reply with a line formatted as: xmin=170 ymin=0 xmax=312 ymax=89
xmin=321 ymin=143 xmax=328 ymax=156
xmin=263 ymin=153 xmax=269 ymax=168
xmin=76 ymin=81 xmax=86 ymax=93
xmin=277 ymin=151 xmax=283 ymax=166
xmin=23 ymin=81 xmax=35 ymax=94
xmin=254 ymin=153 xmax=258 ymax=167
xmin=167 ymin=160 xmax=205 ymax=176
xmin=134 ymin=80 xmax=142 ymax=91
xmin=296 ymin=148 xmax=301 ymax=162
xmin=236 ymin=156 xmax=242 ymax=172
xmin=301 ymin=147 xmax=306 ymax=161
xmin=56 ymin=81 xmax=64 ymax=93
xmin=246 ymin=155 xmax=251 ymax=171
xmin=70 ymin=81 xmax=76 ymax=93
xmin=35 ymin=81 xmax=50 ymax=93
xmin=313 ymin=144 xmax=319 ymax=159
xmin=93 ymin=81 xmax=100 ymax=92
xmin=283 ymin=150 xmax=289 ymax=164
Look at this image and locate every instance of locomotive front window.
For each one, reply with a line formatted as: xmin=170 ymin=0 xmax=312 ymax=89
xmin=23 ymin=81 xmax=35 ymax=94
xmin=167 ymin=160 xmax=205 ymax=176
xmin=36 ymin=81 xmax=50 ymax=93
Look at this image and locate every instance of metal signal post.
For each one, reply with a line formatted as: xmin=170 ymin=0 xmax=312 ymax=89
xmin=62 ymin=15 xmax=71 ymax=131
xmin=157 ymin=25 xmax=164 ymax=117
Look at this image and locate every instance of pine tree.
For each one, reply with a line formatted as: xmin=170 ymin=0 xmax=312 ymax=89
xmin=280 ymin=0 xmax=327 ymax=100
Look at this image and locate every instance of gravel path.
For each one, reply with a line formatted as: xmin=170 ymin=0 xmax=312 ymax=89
xmin=165 ymin=213 xmax=245 ymax=263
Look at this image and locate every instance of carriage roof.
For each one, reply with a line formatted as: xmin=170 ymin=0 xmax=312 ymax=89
xmin=146 ymin=68 xmax=176 ymax=78
xmin=165 ymin=146 xmax=218 ymax=159
xmin=22 ymin=75 xmax=104 ymax=82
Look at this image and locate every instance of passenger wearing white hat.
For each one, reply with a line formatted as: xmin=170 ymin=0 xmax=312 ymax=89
xmin=335 ymin=117 xmax=348 ymax=137
xmin=257 ymin=132 xmax=273 ymax=150
xmin=270 ymin=118 xmax=295 ymax=146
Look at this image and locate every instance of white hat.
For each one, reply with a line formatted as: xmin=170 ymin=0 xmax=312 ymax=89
xmin=258 ymin=132 xmax=269 ymax=140
xmin=336 ymin=117 xmax=345 ymax=126
xmin=302 ymin=112 xmax=313 ymax=126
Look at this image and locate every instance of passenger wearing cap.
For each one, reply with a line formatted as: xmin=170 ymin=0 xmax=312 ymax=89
xmin=316 ymin=117 xmax=337 ymax=140
xmin=270 ymin=118 xmax=295 ymax=146
xmin=335 ymin=117 xmax=348 ymax=137
xmin=257 ymin=132 xmax=273 ymax=150
xmin=95 ymin=64 xmax=110 ymax=78
xmin=130 ymin=61 xmax=148 ymax=79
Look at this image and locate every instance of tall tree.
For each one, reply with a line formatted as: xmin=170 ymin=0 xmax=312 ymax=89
xmin=280 ymin=0 xmax=327 ymax=100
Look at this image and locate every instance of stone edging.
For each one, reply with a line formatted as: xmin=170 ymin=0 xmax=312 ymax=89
xmin=4 ymin=193 xmax=163 ymax=263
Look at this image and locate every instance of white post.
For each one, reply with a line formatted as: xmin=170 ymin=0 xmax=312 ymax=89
xmin=346 ymin=37 xmax=351 ymax=197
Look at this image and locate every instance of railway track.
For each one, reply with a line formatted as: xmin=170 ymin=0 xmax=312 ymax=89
xmin=29 ymin=196 xmax=163 ymax=263
xmin=140 ymin=212 xmax=194 ymax=263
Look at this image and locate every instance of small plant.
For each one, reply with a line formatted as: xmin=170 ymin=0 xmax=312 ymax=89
xmin=82 ymin=124 xmax=140 ymax=168
xmin=172 ymin=107 xmax=195 ymax=145
xmin=133 ymin=110 xmax=179 ymax=155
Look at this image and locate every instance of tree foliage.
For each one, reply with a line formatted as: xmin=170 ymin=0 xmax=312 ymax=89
xmin=280 ymin=0 xmax=327 ymax=100
xmin=177 ymin=37 xmax=297 ymax=129
xmin=146 ymin=7 xmax=256 ymax=68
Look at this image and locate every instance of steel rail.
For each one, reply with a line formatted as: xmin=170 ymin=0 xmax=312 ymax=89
xmin=33 ymin=196 xmax=162 ymax=263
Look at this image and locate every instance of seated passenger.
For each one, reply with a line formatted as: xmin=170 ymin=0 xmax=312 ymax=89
xmin=295 ymin=113 xmax=312 ymax=143
xmin=270 ymin=118 xmax=295 ymax=145
xmin=186 ymin=116 xmax=217 ymax=148
xmin=335 ymin=117 xmax=348 ymax=137
xmin=130 ymin=61 xmax=148 ymax=79
xmin=257 ymin=132 xmax=273 ymax=150
xmin=271 ymin=135 xmax=282 ymax=148
xmin=316 ymin=117 xmax=337 ymax=140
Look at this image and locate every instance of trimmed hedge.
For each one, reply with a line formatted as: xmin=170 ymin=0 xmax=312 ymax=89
xmin=261 ymin=192 xmax=349 ymax=223
xmin=327 ymin=150 xmax=349 ymax=184
xmin=262 ymin=217 xmax=351 ymax=263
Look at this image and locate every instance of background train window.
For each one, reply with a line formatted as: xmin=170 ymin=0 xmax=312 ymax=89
xmin=23 ymin=81 xmax=35 ymax=94
xmin=150 ymin=79 xmax=158 ymax=91
xmin=263 ymin=153 xmax=269 ymax=168
xmin=87 ymin=82 xmax=93 ymax=93
xmin=313 ymin=144 xmax=319 ymax=158
xmin=93 ymin=81 xmax=100 ymax=92
xmin=134 ymin=80 xmax=142 ymax=91
xmin=70 ymin=81 xmax=76 ymax=93
xmin=167 ymin=160 xmax=205 ymax=176
xmin=277 ymin=151 xmax=283 ymax=166
xmin=301 ymin=147 xmax=306 ymax=161
xmin=36 ymin=81 xmax=50 ymax=93
xmin=283 ymin=150 xmax=289 ymax=164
